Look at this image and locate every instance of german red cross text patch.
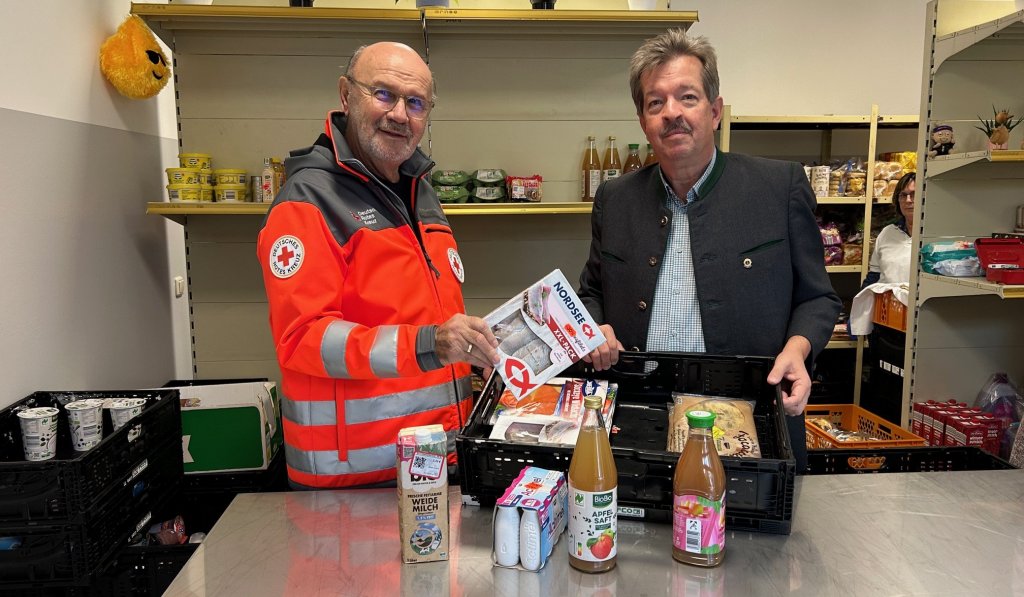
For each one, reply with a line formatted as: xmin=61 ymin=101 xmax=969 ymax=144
xmin=448 ymin=248 xmax=464 ymax=284
xmin=270 ymin=235 xmax=304 ymax=279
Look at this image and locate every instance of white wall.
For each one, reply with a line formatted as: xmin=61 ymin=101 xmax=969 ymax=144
xmin=0 ymin=0 xmax=190 ymax=409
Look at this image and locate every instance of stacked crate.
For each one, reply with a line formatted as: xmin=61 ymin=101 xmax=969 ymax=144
xmin=0 ymin=390 xmax=182 ymax=594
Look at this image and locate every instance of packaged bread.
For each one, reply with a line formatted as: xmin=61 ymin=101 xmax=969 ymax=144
xmin=667 ymin=394 xmax=761 ymax=457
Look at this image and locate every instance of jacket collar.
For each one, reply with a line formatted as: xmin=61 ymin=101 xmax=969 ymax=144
xmin=324 ymin=111 xmax=434 ymax=181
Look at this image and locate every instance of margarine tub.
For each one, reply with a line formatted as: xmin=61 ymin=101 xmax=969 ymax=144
xmin=200 ymin=168 xmax=215 ymax=185
xmin=214 ymin=169 xmax=247 ymax=185
xmin=215 ymin=183 xmax=247 ymax=203
xmin=200 ymin=184 xmax=214 ymax=202
xmin=179 ymin=152 xmax=212 ymax=170
xmin=166 ymin=167 xmax=204 ymax=186
xmin=167 ymin=183 xmax=202 ymax=202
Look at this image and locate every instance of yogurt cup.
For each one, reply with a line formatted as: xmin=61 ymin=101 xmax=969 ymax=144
xmin=214 ymin=169 xmax=247 ymax=185
xmin=167 ymin=183 xmax=202 ymax=202
xmin=179 ymin=152 xmax=212 ymax=170
xmin=65 ymin=399 xmax=105 ymax=452
xmin=16 ymin=407 xmax=59 ymax=461
xmin=166 ymin=167 xmax=204 ymax=186
xmin=108 ymin=398 xmax=147 ymax=431
xmin=215 ymin=183 xmax=248 ymax=203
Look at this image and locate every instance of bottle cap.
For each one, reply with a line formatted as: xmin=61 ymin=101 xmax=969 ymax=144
xmin=583 ymin=395 xmax=603 ymax=410
xmin=588 ymin=135 xmax=595 ymax=141
xmin=414 ymin=427 xmax=434 ymax=443
xmin=685 ymin=410 xmax=716 ymax=429
xmin=628 ymin=143 xmax=639 ymax=149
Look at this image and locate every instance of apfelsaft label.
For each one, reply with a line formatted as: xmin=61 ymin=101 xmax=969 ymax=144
xmin=567 ymin=484 xmax=617 ymax=563
xmin=673 ymin=494 xmax=725 ymax=555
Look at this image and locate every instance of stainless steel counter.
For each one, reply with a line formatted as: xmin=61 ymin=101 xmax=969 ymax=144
xmin=165 ymin=470 xmax=1024 ymax=596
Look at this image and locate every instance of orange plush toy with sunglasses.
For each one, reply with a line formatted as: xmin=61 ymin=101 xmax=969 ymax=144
xmin=99 ymin=15 xmax=170 ymax=99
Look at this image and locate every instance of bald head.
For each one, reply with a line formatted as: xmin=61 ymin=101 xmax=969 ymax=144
xmin=346 ymin=42 xmax=433 ymax=97
xmin=339 ymin=41 xmax=434 ymax=183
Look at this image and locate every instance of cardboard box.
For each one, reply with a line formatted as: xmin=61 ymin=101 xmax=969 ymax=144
xmin=166 ymin=380 xmax=282 ymax=474
xmin=397 ymin=425 xmax=449 ymax=564
xmin=492 ymin=466 xmax=567 ymax=571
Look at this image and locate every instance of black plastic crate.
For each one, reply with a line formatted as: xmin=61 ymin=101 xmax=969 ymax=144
xmin=457 ymin=352 xmax=797 ymax=535
xmin=0 ymin=437 xmax=183 ymax=588
xmin=806 ymin=445 xmax=1015 ymax=474
xmin=0 ymin=390 xmax=180 ymax=525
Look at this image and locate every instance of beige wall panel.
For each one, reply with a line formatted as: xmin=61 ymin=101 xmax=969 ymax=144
xmin=919 ymin=180 xmax=1022 ymax=238
xmin=179 ymin=118 xmax=323 ymax=176
xmin=174 ymin=31 xmax=422 ymax=57
xmin=916 ymin=296 xmax=1024 ymax=349
xmin=929 ymin=61 xmax=1024 ymax=121
xmin=431 ymin=57 xmax=633 ymax=121
xmin=875 ymin=129 xmax=920 ymax=155
xmin=430 ymin=39 xmax=643 ymax=61
xmin=428 ymin=120 xmax=645 ymax=197
xmin=189 ymin=242 xmax=266 ymax=303
xmin=449 ymin=215 xmax=591 ymax=242
xmin=176 ymin=54 xmax=340 ymax=120
xmin=459 ymin=238 xmax=590 ymax=299
xmin=912 ymin=346 xmax=1024 ymax=402
xmin=187 ymin=216 xmax=263 ymax=243
xmin=195 ymin=359 xmax=282 ymax=385
xmin=193 ymin=302 xmax=275 ymax=362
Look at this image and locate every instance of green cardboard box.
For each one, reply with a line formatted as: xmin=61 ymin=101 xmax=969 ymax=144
xmin=169 ymin=380 xmax=282 ymax=474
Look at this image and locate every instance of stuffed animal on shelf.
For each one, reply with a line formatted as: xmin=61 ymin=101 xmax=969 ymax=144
xmin=99 ymin=15 xmax=170 ymax=99
xmin=928 ymin=124 xmax=955 ymax=157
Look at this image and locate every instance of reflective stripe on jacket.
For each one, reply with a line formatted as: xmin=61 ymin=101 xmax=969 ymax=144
xmin=258 ymin=112 xmax=472 ymax=488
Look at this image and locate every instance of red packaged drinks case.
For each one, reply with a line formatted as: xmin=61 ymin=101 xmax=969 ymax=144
xmin=944 ymin=416 xmax=986 ymax=448
xmin=911 ymin=401 xmax=937 ymax=438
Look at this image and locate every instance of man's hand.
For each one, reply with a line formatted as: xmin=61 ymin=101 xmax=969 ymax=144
xmin=767 ymin=336 xmax=813 ymax=416
xmin=435 ymin=314 xmax=500 ymax=369
xmin=582 ymin=324 xmax=623 ymax=371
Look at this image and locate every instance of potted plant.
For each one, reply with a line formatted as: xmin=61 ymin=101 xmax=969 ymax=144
xmin=975 ymin=106 xmax=1020 ymax=150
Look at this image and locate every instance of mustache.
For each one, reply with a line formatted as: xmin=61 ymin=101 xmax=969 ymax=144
xmin=662 ymin=120 xmax=693 ymax=137
xmin=378 ymin=119 xmax=411 ymax=138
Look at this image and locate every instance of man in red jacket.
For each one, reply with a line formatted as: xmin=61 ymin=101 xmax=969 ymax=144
xmin=258 ymin=42 xmax=498 ymax=489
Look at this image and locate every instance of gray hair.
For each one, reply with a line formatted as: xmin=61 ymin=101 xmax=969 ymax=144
xmin=629 ymin=28 xmax=720 ymax=115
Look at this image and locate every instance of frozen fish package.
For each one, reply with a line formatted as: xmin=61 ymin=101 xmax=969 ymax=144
xmin=485 ymin=270 xmax=605 ymax=401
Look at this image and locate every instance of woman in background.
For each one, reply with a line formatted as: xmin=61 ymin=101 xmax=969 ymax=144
xmin=863 ymin=171 xmax=916 ymax=288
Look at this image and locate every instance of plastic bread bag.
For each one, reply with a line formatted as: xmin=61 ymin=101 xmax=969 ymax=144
xmin=974 ymin=373 xmax=1023 ymax=431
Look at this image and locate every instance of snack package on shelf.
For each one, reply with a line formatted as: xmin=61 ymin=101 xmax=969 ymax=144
xmin=666 ymin=394 xmax=761 ymax=457
xmin=819 ymin=220 xmax=844 ymax=266
xmin=920 ymin=240 xmax=982 ymax=277
xmin=507 ymin=174 xmax=543 ymax=202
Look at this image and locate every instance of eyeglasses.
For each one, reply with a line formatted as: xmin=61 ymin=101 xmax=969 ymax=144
xmin=344 ymin=76 xmax=433 ymax=120
xmin=898 ymin=191 xmax=915 ymax=201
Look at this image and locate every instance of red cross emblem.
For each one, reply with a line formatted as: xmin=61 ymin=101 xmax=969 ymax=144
xmin=277 ymin=246 xmax=295 ymax=268
xmin=270 ymin=236 xmax=304 ymax=279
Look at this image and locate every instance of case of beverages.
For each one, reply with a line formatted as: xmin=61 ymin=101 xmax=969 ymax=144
xmin=457 ymin=352 xmax=797 ymax=535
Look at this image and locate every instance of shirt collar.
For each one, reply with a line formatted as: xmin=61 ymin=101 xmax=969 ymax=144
xmin=659 ymin=150 xmax=717 ymax=206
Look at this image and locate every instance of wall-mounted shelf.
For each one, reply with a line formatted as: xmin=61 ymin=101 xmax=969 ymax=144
xmin=926 ymin=149 xmax=1024 ymax=178
xmin=825 ymin=265 xmax=864 ymax=274
xmin=146 ymin=201 xmax=592 ymax=221
xmin=826 ymin=339 xmax=858 ymax=350
xmin=817 ymin=196 xmax=866 ymax=205
xmin=918 ymin=272 xmax=1024 ymax=301
xmin=933 ymin=10 xmax=1024 ymax=68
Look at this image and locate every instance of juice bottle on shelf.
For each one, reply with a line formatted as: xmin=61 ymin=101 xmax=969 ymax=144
xmin=672 ymin=410 xmax=726 ymax=567
xmin=567 ymin=395 xmax=617 ymax=573
xmin=272 ymin=157 xmax=286 ymax=190
xmin=601 ymin=136 xmax=622 ymax=182
xmin=623 ymin=143 xmax=643 ymax=174
xmin=644 ymin=143 xmax=658 ymax=167
xmin=261 ymin=157 xmax=277 ymax=203
xmin=581 ymin=136 xmax=602 ymax=202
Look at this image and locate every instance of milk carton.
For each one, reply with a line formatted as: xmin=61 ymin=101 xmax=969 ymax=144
xmin=397 ymin=425 xmax=449 ymax=563
xmin=492 ymin=466 xmax=567 ymax=571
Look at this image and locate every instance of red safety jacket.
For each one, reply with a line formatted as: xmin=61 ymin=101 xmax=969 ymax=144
xmin=257 ymin=111 xmax=472 ymax=489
